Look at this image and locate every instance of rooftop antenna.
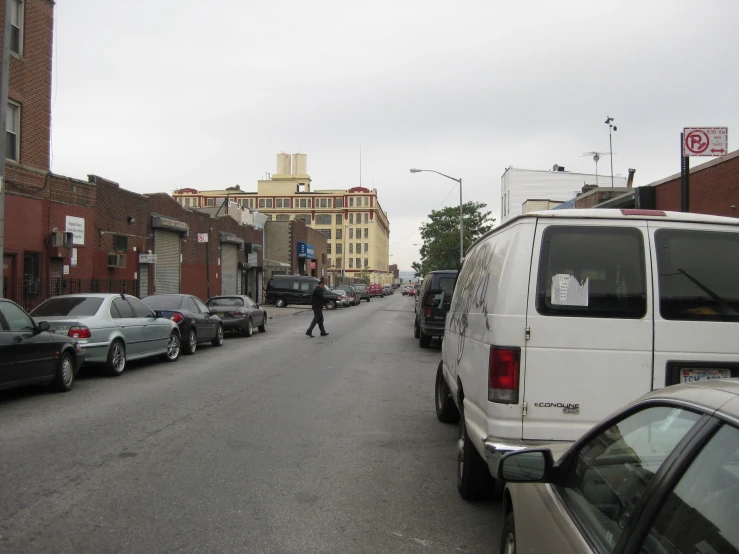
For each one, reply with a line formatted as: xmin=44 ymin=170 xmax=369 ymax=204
xmin=359 ymin=146 xmax=362 ymax=187
xmin=581 ymin=151 xmax=615 ymax=187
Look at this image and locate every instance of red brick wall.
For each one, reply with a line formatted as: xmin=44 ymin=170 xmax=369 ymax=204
xmin=655 ymin=153 xmax=739 ymax=218
xmin=1 ymin=0 xmax=55 ymax=171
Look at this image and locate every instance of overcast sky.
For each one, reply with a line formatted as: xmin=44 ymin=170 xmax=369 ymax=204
xmin=50 ymin=0 xmax=739 ymax=270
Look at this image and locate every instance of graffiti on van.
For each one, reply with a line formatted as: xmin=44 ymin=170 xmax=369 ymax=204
xmin=448 ymin=241 xmax=496 ymax=363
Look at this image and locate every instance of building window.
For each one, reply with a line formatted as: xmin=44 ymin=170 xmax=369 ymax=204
xmin=318 ymin=229 xmax=332 ymax=239
xmin=248 ymin=199 xmax=254 ymax=209
xmin=349 ymin=214 xmax=354 ymax=225
xmin=335 ymin=214 xmax=342 ymax=225
xmin=357 ymin=213 xmax=361 ymax=223
xmin=327 ymin=243 xmax=332 ymax=254
xmin=295 ymin=214 xmax=311 ymax=224
xmin=349 ymin=228 xmax=353 ymax=239
xmin=258 ymin=199 xmax=265 ymax=208
xmin=207 ymin=198 xmax=215 ymax=207
xmin=316 ymin=214 xmax=332 ymax=225
xmin=349 ymin=197 xmax=354 ymax=207
xmin=264 ymin=214 xmax=273 ymax=221
xmin=364 ymin=197 xmax=369 ymax=207
xmin=336 ymin=257 xmax=342 ymax=268
xmin=336 ymin=243 xmax=342 ymax=254
xmin=335 ymin=198 xmax=344 ymax=208
xmin=276 ymin=199 xmax=283 ymax=208
xmin=364 ymin=243 xmax=368 ymax=253
xmin=356 ymin=243 xmax=361 ymax=254
xmin=113 ymin=235 xmax=128 ymax=251
xmin=6 ymin=102 xmax=19 ymax=162
xmin=336 ymin=229 xmax=342 ymax=240
xmin=365 ymin=258 xmax=369 ymax=268
xmin=266 ymin=199 xmax=273 ymax=208
xmin=356 ymin=258 xmax=361 ymax=268
xmin=364 ymin=213 xmax=369 ymax=224
xmin=318 ymin=198 xmax=331 ymax=208
xmin=364 ymin=228 xmax=369 ymax=239
xmin=276 ymin=214 xmax=290 ymax=221
xmin=9 ymin=0 xmax=23 ymax=55
xmin=192 ymin=198 xmax=199 ymax=207
xmin=349 ymin=258 xmax=353 ymax=269
xmin=349 ymin=244 xmax=354 ymax=254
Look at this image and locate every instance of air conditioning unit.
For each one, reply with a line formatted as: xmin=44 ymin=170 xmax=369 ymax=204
xmin=107 ymin=253 xmax=127 ymax=268
xmin=49 ymin=231 xmax=74 ymax=248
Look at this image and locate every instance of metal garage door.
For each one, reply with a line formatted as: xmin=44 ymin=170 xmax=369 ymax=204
xmin=155 ymin=230 xmax=181 ymax=294
xmin=221 ymin=244 xmax=238 ymax=295
xmin=139 ymin=264 xmax=149 ymax=298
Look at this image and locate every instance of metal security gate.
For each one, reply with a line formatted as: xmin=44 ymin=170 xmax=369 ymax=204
xmin=221 ymin=244 xmax=238 ymax=295
xmin=237 ymin=268 xmax=243 ymax=295
xmin=155 ymin=230 xmax=181 ymax=294
xmin=139 ymin=264 xmax=149 ymax=298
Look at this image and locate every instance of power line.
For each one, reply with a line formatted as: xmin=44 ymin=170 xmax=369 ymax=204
xmin=390 ymin=181 xmax=458 ymax=247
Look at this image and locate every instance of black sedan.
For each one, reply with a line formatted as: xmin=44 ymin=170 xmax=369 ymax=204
xmin=141 ymin=294 xmax=224 ymax=355
xmin=0 ymin=298 xmax=83 ymax=393
xmin=205 ymin=296 xmax=267 ymax=336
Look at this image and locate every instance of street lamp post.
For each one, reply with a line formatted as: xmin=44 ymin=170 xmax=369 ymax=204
xmin=410 ymin=168 xmax=464 ymax=263
xmin=605 ymin=117 xmax=617 ymax=188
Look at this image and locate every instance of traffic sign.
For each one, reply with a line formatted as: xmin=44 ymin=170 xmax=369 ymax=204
xmin=197 ymin=233 xmax=208 ymax=243
xmin=683 ymin=127 xmax=728 ymax=157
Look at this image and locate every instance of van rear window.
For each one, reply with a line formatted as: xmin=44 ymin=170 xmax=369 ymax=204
xmin=536 ymin=226 xmax=647 ymax=319
xmin=655 ymin=229 xmax=739 ymax=322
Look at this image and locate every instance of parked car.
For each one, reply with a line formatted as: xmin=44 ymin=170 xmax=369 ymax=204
xmin=205 ymin=295 xmax=267 ymax=336
xmin=331 ymin=289 xmax=352 ymax=307
xmin=497 ymin=378 xmax=739 ymax=554
xmin=0 ymin=298 xmax=84 ymax=392
xmin=368 ymin=283 xmax=383 ymax=298
xmin=382 ymin=285 xmax=393 ymax=296
xmin=266 ymin=275 xmax=340 ymax=309
xmin=401 ymin=286 xmax=410 ymax=296
xmin=142 ymin=294 xmax=224 ymax=355
xmin=352 ymin=283 xmax=371 ymax=302
xmin=336 ymin=286 xmax=361 ymax=306
xmin=435 ymin=209 xmax=739 ymax=501
xmin=414 ymin=270 xmax=458 ymax=348
xmin=407 ymin=287 xmax=417 ymax=297
xmin=30 ymin=294 xmax=181 ymax=376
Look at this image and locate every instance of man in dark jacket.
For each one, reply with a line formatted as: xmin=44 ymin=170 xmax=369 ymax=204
xmin=306 ymin=280 xmax=329 ymax=338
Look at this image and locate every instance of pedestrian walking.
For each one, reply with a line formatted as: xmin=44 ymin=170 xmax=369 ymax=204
xmin=306 ymin=280 xmax=330 ymax=338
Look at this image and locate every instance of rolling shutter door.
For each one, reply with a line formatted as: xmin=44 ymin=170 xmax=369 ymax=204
xmin=237 ymin=267 xmax=242 ymax=295
xmin=139 ymin=265 xmax=149 ymax=298
xmin=221 ymin=244 xmax=238 ymax=295
xmin=155 ymin=230 xmax=180 ymax=293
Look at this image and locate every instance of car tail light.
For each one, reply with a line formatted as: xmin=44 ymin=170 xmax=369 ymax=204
xmin=424 ymin=308 xmax=432 ymax=317
xmin=234 ymin=311 xmax=245 ymax=316
xmin=489 ymin=347 xmax=520 ymax=404
xmin=170 ymin=312 xmax=184 ymax=324
xmin=68 ymin=326 xmax=91 ymax=339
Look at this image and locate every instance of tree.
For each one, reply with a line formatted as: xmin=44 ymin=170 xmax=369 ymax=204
xmin=412 ymin=202 xmax=494 ymax=274
xmin=411 ymin=261 xmax=424 ymax=278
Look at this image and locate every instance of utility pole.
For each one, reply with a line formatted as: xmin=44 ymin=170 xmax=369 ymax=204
xmin=0 ymin=0 xmax=13 ymax=297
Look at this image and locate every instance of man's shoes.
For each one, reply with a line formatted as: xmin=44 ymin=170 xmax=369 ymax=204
xmin=306 ymin=332 xmax=314 ymax=338
xmin=320 ymin=333 xmax=330 ymax=337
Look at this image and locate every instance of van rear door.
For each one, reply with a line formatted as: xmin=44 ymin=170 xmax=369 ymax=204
xmin=523 ymin=219 xmax=653 ymax=441
xmin=649 ymin=222 xmax=739 ymax=388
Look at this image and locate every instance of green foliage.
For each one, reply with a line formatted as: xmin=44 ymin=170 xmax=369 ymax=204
xmin=413 ymin=202 xmax=494 ymax=274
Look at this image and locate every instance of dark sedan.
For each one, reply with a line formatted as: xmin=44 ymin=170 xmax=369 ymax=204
xmin=205 ymin=296 xmax=267 ymax=336
xmin=0 ymin=298 xmax=83 ymax=393
xmin=142 ymin=294 xmax=223 ymax=355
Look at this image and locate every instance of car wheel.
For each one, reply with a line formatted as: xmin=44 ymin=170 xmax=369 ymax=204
xmin=414 ymin=318 xmax=421 ymax=339
xmin=327 ymin=300 xmax=337 ymax=310
xmin=212 ymin=325 xmax=224 ymax=346
xmin=184 ymin=328 xmax=197 ymax=355
xmin=367 ymin=297 xmax=371 ymax=302
xmin=105 ymin=340 xmax=126 ymax=377
xmin=275 ymin=298 xmax=287 ymax=308
xmin=258 ymin=316 xmax=267 ymax=333
xmin=457 ymin=404 xmax=494 ymax=500
xmin=52 ymin=351 xmax=75 ymax=392
xmin=243 ymin=319 xmax=253 ymax=337
xmin=500 ymin=512 xmax=516 ymax=554
xmin=435 ymin=362 xmax=460 ymax=423
xmin=419 ymin=329 xmax=431 ymax=348
xmin=162 ymin=332 xmax=181 ymax=362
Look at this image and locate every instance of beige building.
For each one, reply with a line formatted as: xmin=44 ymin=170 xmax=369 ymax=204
xmin=173 ymin=154 xmax=392 ymax=284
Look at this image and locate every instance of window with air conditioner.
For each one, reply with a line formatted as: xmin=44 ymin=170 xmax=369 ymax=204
xmin=107 ymin=253 xmax=127 ymax=268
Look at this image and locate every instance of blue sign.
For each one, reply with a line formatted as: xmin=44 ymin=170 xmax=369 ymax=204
xmin=297 ymin=241 xmax=315 ymax=259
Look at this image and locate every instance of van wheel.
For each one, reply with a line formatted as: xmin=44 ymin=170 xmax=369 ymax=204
xmin=414 ymin=318 xmax=420 ymax=339
xmin=500 ymin=512 xmax=516 ymax=554
xmin=275 ymin=298 xmax=287 ymax=308
xmin=435 ymin=363 xmax=459 ymax=423
xmin=419 ymin=329 xmax=431 ymax=348
xmin=457 ymin=407 xmax=494 ymax=500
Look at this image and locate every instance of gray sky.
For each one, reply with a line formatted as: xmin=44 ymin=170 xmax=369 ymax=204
xmin=50 ymin=0 xmax=739 ymax=270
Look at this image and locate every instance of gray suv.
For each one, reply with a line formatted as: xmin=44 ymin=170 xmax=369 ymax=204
xmin=414 ymin=270 xmax=457 ymax=348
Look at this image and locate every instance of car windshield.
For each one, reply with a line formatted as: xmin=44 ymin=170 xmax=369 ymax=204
xmin=30 ymin=297 xmax=104 ymax=317
xmin=656 ymin=229 xmax=739 ymax=321
xmin=207 ymin=297 xmax=245 ymax=307
xmin=141 ymin=296 xmax=185 ymax=309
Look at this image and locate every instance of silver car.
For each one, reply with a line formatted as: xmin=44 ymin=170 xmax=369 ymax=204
xmin=331 ymin=289 xmax=352 ymax=307
xmin=30 ymin=294 xmax=181 ymax=376
xmin=497 ymin=378 xmax=739 ymax=554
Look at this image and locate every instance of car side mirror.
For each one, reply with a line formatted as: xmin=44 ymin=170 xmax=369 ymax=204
xmin=36 ymin=320 xmax=50 ymax=333
xmin=154 ymin=310 xmax=164 ymax=319
xmin=498 ymin=449 xmax=554 ymax=483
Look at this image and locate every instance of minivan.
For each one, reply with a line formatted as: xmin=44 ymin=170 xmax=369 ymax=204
xmin=435 ymin=209 xmax=739 ymax=499
xmin=415 ymin=270 xmax=458 ymax=348
xmin=266 ymin=275 xmax=340 ymax=309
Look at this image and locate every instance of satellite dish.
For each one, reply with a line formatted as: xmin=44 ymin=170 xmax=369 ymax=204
xmin=552 ymin=164 xmax=559 ymax=172
xmin=593 ymin=153 xmax=600 ymax=163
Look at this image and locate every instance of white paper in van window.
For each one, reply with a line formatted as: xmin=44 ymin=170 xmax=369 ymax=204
xmin=551 ymin=274 xmax=589 ymax=306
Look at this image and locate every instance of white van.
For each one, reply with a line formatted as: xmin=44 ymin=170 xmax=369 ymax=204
xmin=435 ymin=209 xmax=739 ymax=498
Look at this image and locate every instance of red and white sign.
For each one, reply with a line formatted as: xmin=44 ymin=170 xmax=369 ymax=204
xmin=310 ymin=261 xmax=317 ymax=269
xmin=197 ymin=233 xmax=209 ymax=243
xmin=683 ymin=127 xmax=728 ymax=157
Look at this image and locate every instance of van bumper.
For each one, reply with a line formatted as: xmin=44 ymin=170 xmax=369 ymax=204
xmin=483 ymin=438 xmax=549 ymax=477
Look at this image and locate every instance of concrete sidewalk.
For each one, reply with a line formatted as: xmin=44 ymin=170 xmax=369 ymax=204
xmin=265 ymin=305 xmax=312 ymax=320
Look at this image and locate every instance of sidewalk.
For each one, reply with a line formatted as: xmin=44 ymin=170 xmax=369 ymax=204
xmin=265 ymin=305 xmax=312 ymax=320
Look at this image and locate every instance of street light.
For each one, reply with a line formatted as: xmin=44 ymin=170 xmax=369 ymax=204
xmin=410 ymin=168 xmax=464 ymax=263
xmin=605 ymin=117 xmax=617 ymax=188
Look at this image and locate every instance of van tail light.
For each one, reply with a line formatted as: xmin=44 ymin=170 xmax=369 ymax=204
xmin=233 ymin=311 xmax=245 ymax=316
xmin=424 ymin=308 xmax=432 ymax=317
xmin=489 ymin=347 xmax=520 ymax=404
xmin=170 ymin=312 xmax=184 ymax=324
xmin=68 ymin=326 xmax=92 ymax=339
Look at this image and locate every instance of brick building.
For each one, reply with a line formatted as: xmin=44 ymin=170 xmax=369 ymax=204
xmin=263 ymin=219 xmax=328 ymax=282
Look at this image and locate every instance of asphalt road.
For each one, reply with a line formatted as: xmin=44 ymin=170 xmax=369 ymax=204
xmin=0 ymin=295 xmax=501 ymax=553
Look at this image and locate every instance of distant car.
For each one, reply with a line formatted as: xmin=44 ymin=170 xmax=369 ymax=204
xmin=30 ymin=294 xmax=181 ymax=376
xmin=142 ymin=294 xmax=224 ymax=355
xmin=401 ymin=286 xmax=410 ymax=296
xmin=497 ymin=379 xmax=739 ymax=554
xmin=369 ymin=283 xmax=383 ymax=298
xmin=352 ymin=284 xmax=371 ymax=303
xmin=332 ymin=290 xmax=352 ymax=307
xmin=382 ymin=285 xmax=393 ymax=296
xmin=407 ymin=288 xmax=417 ymax=297
xmin=0 ymin=298 xmax=84 ymax=393
xmin=336 ymin=286 xmax=361 ymax=306
xmin=206 ymin=295 xmax=268 ymax=336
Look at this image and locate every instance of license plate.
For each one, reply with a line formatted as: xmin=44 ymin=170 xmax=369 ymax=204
xmin=680 ymin=368 xmax=731 ymax=383
xmin=217 ymin=313 xmax=225 ymax=318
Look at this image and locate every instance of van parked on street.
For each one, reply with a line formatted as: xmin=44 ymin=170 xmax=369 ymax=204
xmin=434 ymin=209 xmax=739 ymax=500
xmin=266 ymin=276 xmax=340 ymax=309
xmin=414 ymin=270 xmax=458 ymax=348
